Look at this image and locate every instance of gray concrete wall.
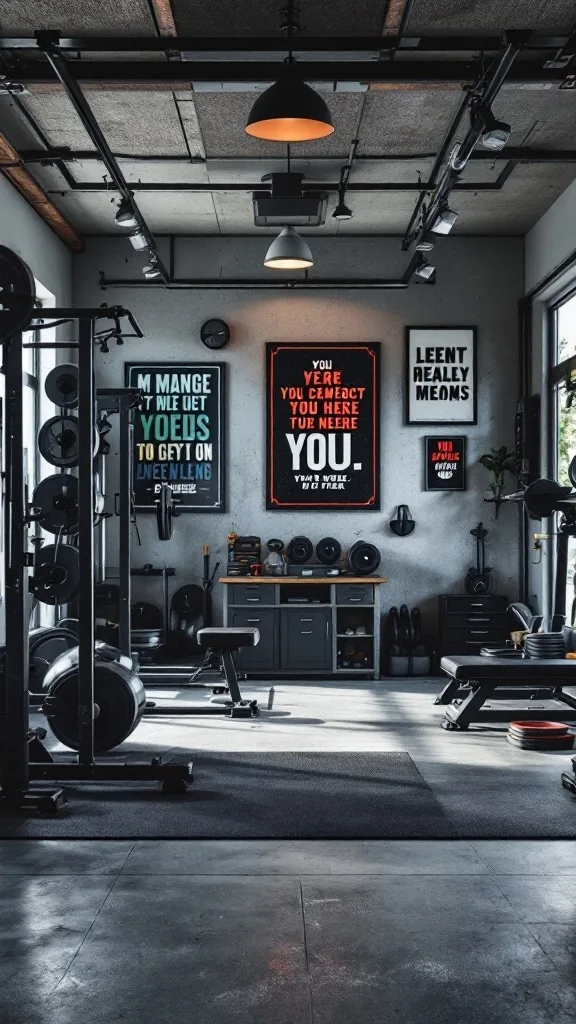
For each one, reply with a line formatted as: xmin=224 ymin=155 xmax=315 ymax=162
xmin=525 ymin=177 xmax=576 ymax=295
xmin=74 ymin=235 xmax=523 ymax=632
xmin=0 ymin=174 xmax=71 ymax=304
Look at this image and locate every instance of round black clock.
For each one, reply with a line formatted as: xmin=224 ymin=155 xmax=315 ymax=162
xmin=201 ymin=318 xmax=230 ymax=350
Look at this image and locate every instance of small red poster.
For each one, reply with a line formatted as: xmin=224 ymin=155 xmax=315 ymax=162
xmin=424 ymin=436 xmax=466 ymax=491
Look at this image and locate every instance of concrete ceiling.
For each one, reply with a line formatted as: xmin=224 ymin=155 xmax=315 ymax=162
xmin=0 ymin=0 xmax=575 ymax=239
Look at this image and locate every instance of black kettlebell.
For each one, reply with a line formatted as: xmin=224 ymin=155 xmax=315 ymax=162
xmin=390 ymin=505 xmax=415 ymax=537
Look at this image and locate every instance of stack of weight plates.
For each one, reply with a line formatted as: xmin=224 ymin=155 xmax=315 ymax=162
xmin=507 ymin=721 xmax=575 ymax=751
xmin=524 ymin=632 xmax=566 ymax=659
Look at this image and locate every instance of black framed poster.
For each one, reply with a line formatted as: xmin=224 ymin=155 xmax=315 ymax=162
xmin=266 ymin=343 xmax=380 ymax=511
xmin=424 ymin=436 xmax=467 ymax=491
xmin=406 ymin=327 xmax=477 ymax=424
xmin=125 ymin=362 xmax=225 ymax=512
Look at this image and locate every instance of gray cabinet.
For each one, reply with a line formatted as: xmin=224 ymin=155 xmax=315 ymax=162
xmin=223 ymin=579 xmax=383 ymax=679
xmin=228 ymin=608 xmax=279 ymax=672
xmin=281 ymin=608 xmax=332 ymax=672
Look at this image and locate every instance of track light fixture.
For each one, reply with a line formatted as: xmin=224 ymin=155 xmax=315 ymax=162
xmin=415 ymin=256 xmax=435 ymax=282
xmin=474 ymin=104 xmax=511 ymax=152
xmin=129 ymin=230 xmax=147 ymax=251
xmin=264 ymin=225 xmax=313 ymax=270
xmin=431 ymin=205 xmax=458 ymax=235
xmin=114 ymin=198 xmax=137 ymax=228
xmin=333 ymin=195 xmax=353 ymax=221
xmin=143 ymin=257 xmax=161 ymax=280
xmin=415 ymin=233 xmax=435 ymax=252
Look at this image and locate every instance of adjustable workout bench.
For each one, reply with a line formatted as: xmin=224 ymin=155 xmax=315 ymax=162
xmin=438 ymin=655 xmax=576 ymax=731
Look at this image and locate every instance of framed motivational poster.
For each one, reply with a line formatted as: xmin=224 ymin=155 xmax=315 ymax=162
xmin=125 ymin=362 xmax=225 ymax=512
xmin=266 ymin=343 xmax=380 ymax=511
xmin=425 ymin=436 xmax=466 ymax=491
xmin=406 ymin=327 xmax=477 ymax=425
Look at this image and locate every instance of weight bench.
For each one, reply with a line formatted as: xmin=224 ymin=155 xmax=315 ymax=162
xmin=438 ymin=655 xmax=576 ymax=731
xmin=142 ymin=627 xmax=260 ymax=719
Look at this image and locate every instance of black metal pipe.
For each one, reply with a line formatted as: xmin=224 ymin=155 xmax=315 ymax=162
xmin=1 ymin=331 xmax=29 ymax=799
xmin=77 ymin=316 xmax=96 ymax=766
xmin=99 ymin=276 xmax=410 ymax=289
xmin=8 ymin=57 xmax=566 ymax=84
xmin=0 ymin=33 xmax=568 ymax=51
xmin=37 ymin=40 xmax=169 ymax=283
xmin=20 ymin=147 xmax=576 ymax=166
xmin=48 ymin=179 xmax=508 ymax=193
xmin=402 ymin=91 xmax=469 ymax=249
xmin=409 ymin=38 xmax=523 ymax=257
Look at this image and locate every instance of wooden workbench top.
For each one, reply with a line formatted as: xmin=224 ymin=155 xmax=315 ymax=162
xmin=219 ymin=576 xmax=387 ymax=584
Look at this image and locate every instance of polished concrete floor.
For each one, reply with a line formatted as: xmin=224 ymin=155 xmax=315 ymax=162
xmin=5 ymin=679 xmax=576 ymax=1020
xmin=1 ymin=838 xmax=576 ymax=1024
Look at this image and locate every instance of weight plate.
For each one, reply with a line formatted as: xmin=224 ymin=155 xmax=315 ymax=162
xmin=348 ymin=541 xmax=381 ymax=576
xmin=131 ymin=601 xmax=162 ymax=628
xmin=45 ymin=363 xmax=79 ymax=409
xmin=171 ymin=584 xmax=203 ymax=617
xmin=30 ymin=543 xmax=79 ymax=605
xmin=32 ymin=474 xmax=79 ymax=535
xmin=0 ymin=245 xmax=35 ymax=342
xmin=29 ymin=626 xmax=78 ymax=691
xmin=316 ymin=537 xmax=342 ymax=566
xmin=287 ymin=535 xmax=313 ymax=564
xmin=38 ymin=416 xmax=99 ymax=468
xmin=38 ymin=415 xmax=79 ymax=467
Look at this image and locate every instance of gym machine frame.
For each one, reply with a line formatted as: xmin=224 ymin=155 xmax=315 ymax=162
xmin=1 ymin=310 xmax=191 ymax=813
xmin=108 ymin=402 xmax=257 ymax=717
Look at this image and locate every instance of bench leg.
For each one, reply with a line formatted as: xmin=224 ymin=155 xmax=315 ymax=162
xmin=442 ymin=682 xmax=497 ymax=730
xmin=221 ymin=651 xmax=244 ymax=704
xmin=434 ymin=677 xmax=465 ymax=706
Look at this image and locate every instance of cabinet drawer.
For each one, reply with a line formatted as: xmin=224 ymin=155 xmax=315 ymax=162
xmin=445 ymin=626 xmax=508 ymax=650
xmin=449 ymin=614 xmax=508 ymax=630
xmin=228 ymin=584 xmax=276 ymax=605
xmin=443 ymin=595 xmax=507 ymax=613
xmin=336 ymin=584 xmax=374 ymax=605
xmin=228 ymin=609 xmax=278 ymax=670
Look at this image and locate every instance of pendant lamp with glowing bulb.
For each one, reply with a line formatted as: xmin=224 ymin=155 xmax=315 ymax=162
xmin=264 ymin=226 xmax=313 ymax=270
xmin=246 ymin=73 xmax=334 ymax=143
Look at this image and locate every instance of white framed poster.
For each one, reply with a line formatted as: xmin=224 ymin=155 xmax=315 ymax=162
xmin=405 ymin=327 xmax=477 ymax=425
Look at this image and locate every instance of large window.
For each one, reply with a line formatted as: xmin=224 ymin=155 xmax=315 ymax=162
xmin=553 ymin=290 xmax=576 ymax=620
xmin=0 ymin=282 xmax=57 ymax=636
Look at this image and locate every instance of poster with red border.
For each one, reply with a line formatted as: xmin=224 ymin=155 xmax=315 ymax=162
xmin=266 ymin=343 xmax=380 ymax=511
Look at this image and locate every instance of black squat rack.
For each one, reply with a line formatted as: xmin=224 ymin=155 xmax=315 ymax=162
xmin=0 ymin=248 xmax=192 ymax=814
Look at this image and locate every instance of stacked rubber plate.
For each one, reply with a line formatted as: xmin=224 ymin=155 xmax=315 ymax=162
xmin=507 ymin=721 xmax=575 ymax=751
xmin=524 ymin=632 xmax=566 ymax=659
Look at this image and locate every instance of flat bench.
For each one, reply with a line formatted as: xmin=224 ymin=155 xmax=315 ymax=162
xmin=438 ymin=655 xmax=576 ymax=731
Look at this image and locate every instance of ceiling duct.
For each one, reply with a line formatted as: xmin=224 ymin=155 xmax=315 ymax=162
xmin=253 ymin=172 xmax=328 ymax=227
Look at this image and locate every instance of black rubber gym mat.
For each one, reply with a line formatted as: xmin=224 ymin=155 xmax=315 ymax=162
xmin=0 ymin=751 xmax=458 ymax=839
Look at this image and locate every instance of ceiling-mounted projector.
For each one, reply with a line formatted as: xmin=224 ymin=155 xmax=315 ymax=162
xmin=253 ymin=172 xmax=328 ymax=227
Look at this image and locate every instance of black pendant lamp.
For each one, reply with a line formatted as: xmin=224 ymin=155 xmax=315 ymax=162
xmin=246 ymin=72 xmax=334 ymax=143
xmin=245 ymin=0 xmax=334 ymax=143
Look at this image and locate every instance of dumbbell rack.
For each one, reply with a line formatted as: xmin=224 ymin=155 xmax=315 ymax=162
xmin=1 ymin=308 xmax=191 ymax=814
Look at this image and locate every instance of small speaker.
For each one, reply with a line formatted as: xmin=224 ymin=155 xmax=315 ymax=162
xmin=316 ymin=537 xmax=341 ymax=566
xmin=348 ymin=541 xmax=381 ymax=576
xmin=287 ymin=535 xmax=313 ymax=564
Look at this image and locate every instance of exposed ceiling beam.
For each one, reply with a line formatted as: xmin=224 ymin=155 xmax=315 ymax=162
xmin=381 ymin=0 xmax=414 ymax=37
xmin=0 ymin=34 xmax=568 ymax=52
xmin=5 ymin=58 xmax=566 ymax=85
xmin=0 ymin=131 xmax=83 ymax=252
xmin=149 ymin=0 xmax=177 ymax=37
xmin=19 ymin=147 xmax=576 ymax=164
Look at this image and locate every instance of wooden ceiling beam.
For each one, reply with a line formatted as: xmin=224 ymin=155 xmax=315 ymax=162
xmin=0 ymin=131 xmax=83 ymax=252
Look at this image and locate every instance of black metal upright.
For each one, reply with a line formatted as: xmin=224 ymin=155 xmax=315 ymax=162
xmin=2 ymin=331 xmax=29 ymax=797
xmin=77 ymin=317 xmax=95 ymax=764
xmin=118 ymin=399 xmax=132 ymax=658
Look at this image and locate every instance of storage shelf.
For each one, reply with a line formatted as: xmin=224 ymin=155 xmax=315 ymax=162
xmin=337 ymin=633 xmax=373 ymax=638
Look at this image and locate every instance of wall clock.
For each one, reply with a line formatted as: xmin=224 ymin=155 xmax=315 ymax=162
xmin=201 ymin=318 xmax=230 ymax=349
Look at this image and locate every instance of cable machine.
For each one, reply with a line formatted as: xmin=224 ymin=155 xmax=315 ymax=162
xmin=0 ymin=245 xmax=191 ymax=813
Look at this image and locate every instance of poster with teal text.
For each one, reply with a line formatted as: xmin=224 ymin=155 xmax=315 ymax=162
xmin=125 ymin=362 xmax=225 ymax=512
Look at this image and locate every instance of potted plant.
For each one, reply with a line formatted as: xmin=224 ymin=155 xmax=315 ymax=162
xmin=480 ymin=445 xmax=517 ymax=518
